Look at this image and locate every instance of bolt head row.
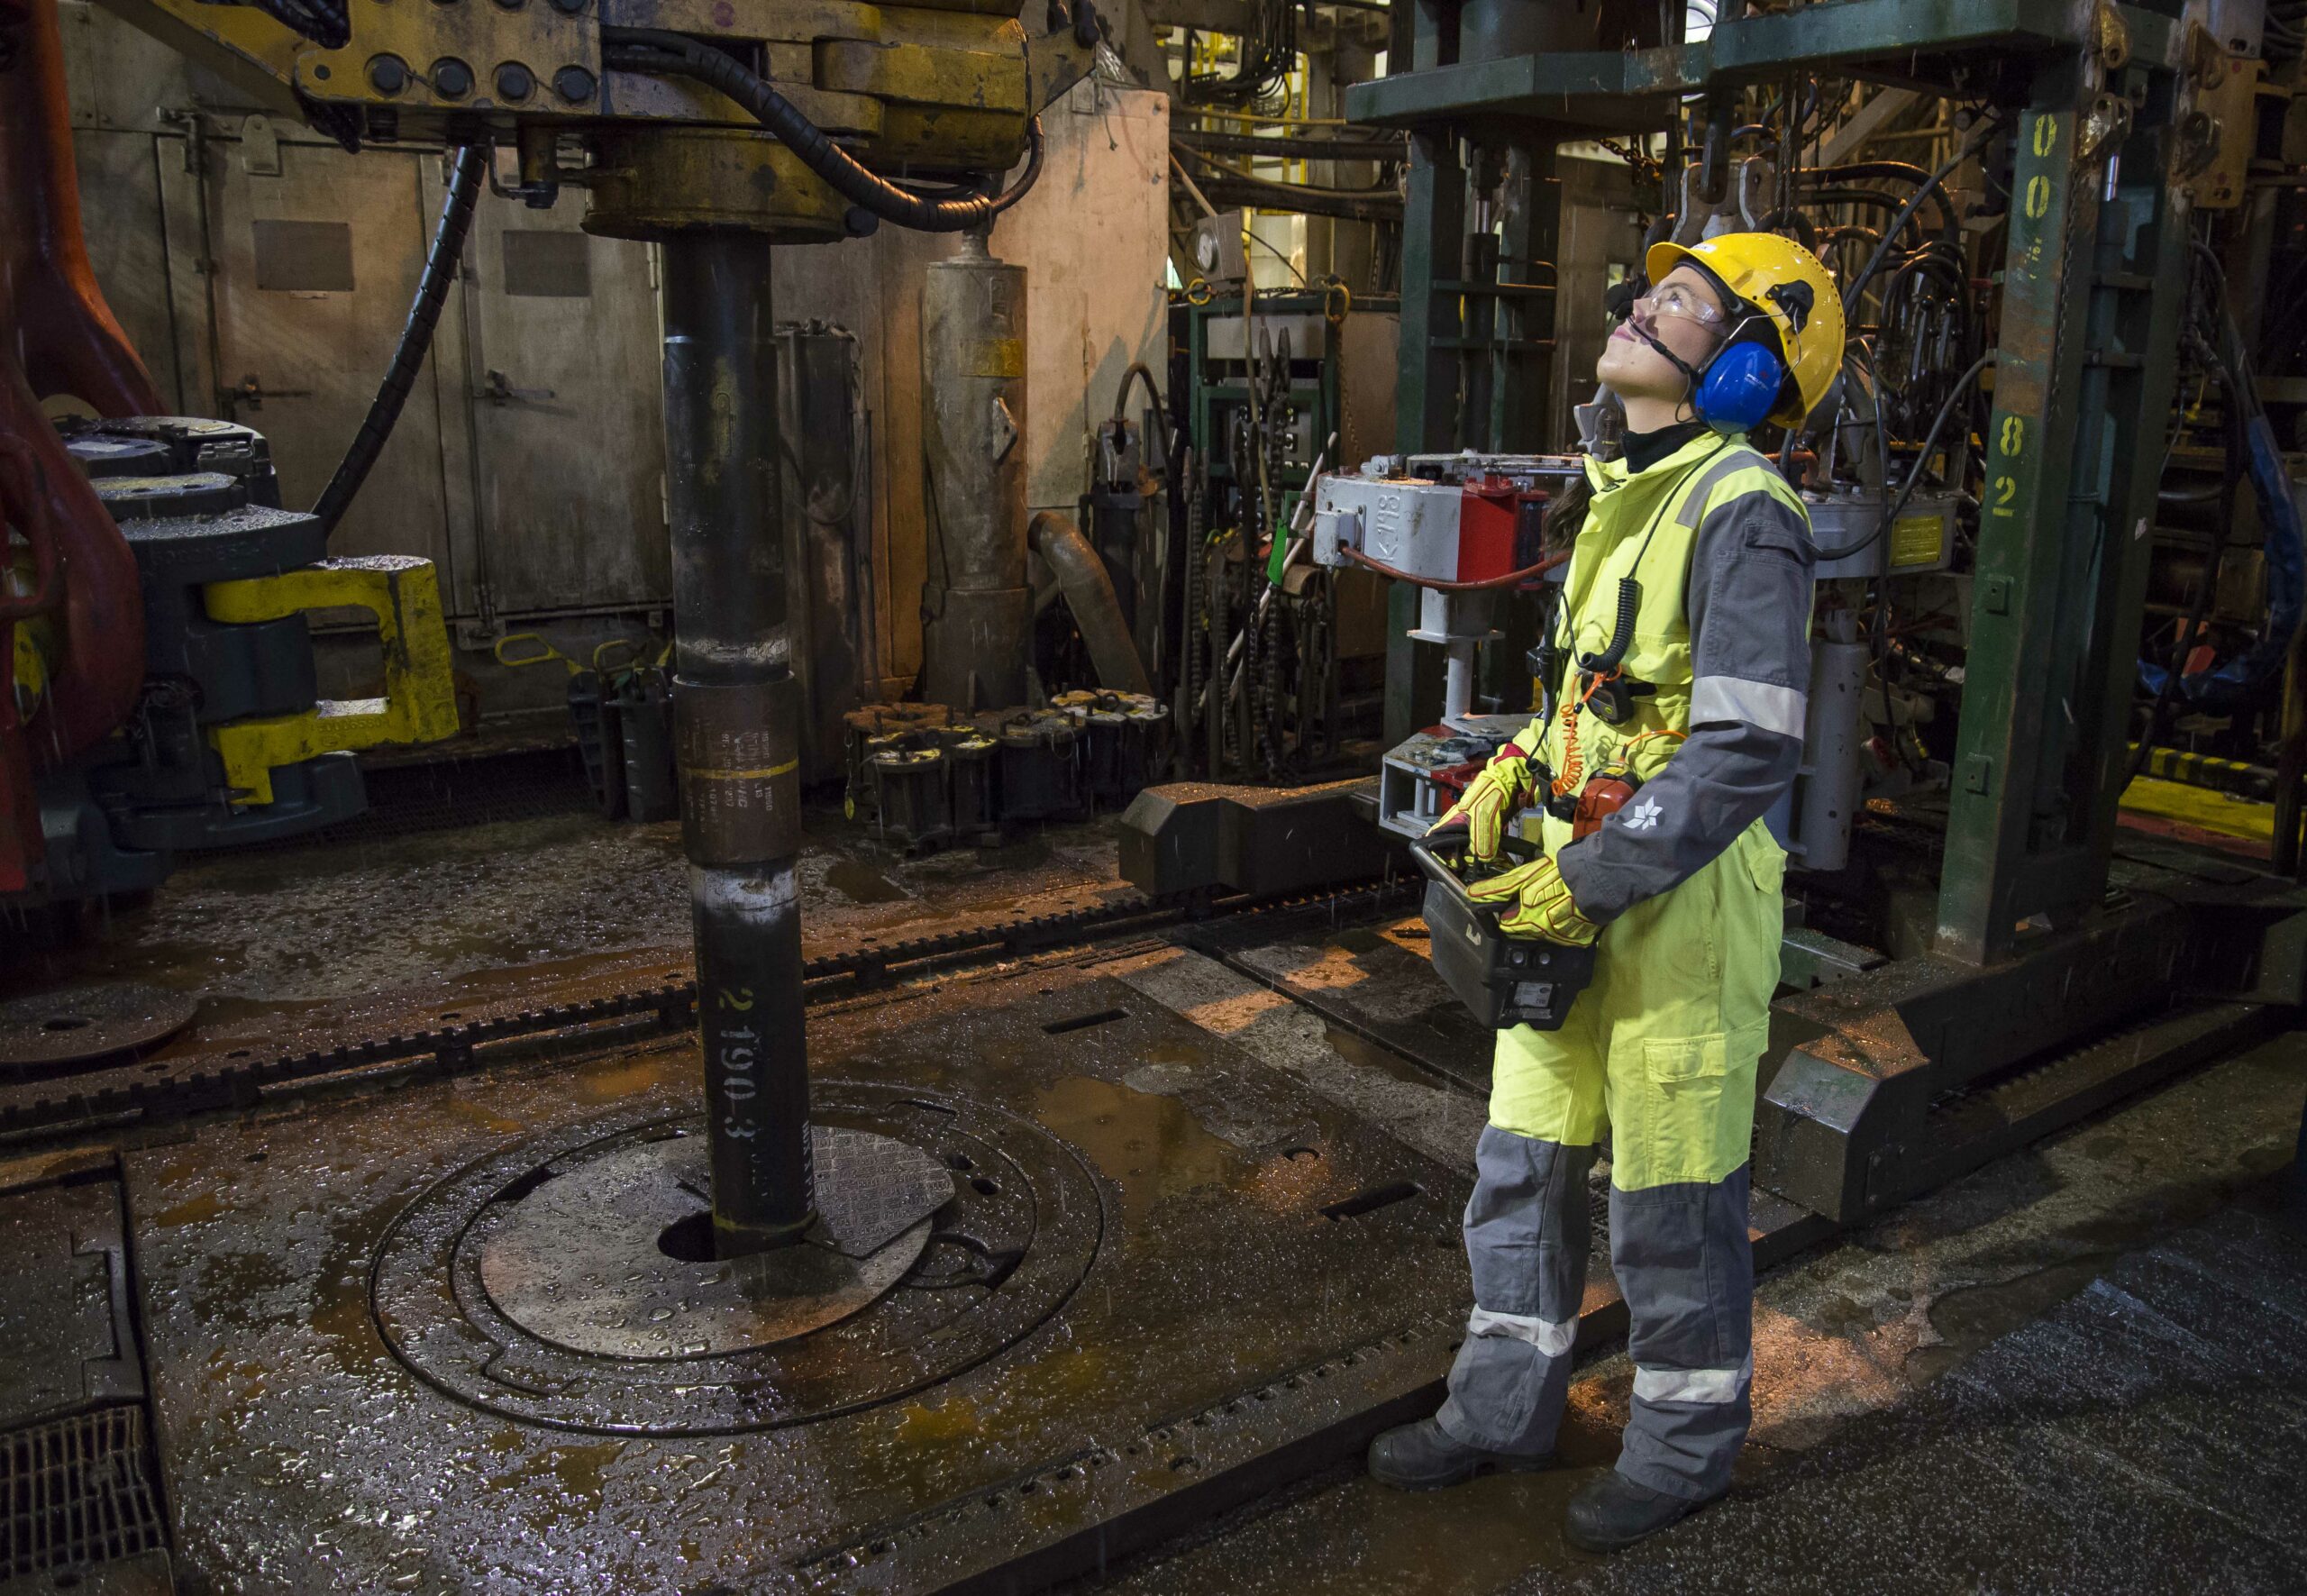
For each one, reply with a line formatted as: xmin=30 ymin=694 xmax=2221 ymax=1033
xmin=365 ymin=54 xmax=594 ymax=102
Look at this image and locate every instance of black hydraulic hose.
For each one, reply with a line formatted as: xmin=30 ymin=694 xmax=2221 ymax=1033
xmin=1107 ymin=357 xmax=1172 ymax=459
xmin=1806 ymin=187 xmax=1928 ymax=219
xmin=1808 ymin=159 xmax=1933 ymax=185
xmin=313 ymin=143 xmax=486 ymax=537
xmin=1755 ymin=205 xmax=1820 ymax=252
xmin=600 ymin=27 xmax=1044 ymax=233
xmin=253 ymin=0 xmax=348 ymax=49
xmin=1107 ymin=361 xmax=1163 ymax=431
xmin=1802 ymin=160 xmax=1955 ymax=235
xmin=1839 ymin=117 xmax=2000 ymax=324
xmin=1812 ymin=351 xmax=1992 ymax=562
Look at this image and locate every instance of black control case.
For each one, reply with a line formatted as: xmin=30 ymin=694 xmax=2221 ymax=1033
xmin=1411 ymin=830 xmax=1597 ymax=1032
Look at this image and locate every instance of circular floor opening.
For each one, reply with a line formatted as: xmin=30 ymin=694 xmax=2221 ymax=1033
xmin=370 ymin=1087 xmax=1103 ymax=1435
xmin=655 ymin=1210 xmax=716 ymax=1263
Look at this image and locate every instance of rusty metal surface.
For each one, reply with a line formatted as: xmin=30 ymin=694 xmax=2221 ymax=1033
xmin=125 ymin=971 xmax=1480 ymax=1591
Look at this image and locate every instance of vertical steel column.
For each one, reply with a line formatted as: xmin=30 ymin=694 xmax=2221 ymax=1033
xmin=1397 ymin=129 xmax=1465 ymax=455
xmin=918 ymin=232 xmax=1032 ymax=712
xmin=2275 ymin=640 xmax=2307 ymax=878
xmin=1491 ymin=140 xmax=1559 ymax=453
xmin=1938 ymin=53 xmax=2187 ymax=963
xmin=1461 ymin=145 xmax=1498 ymax=454
xmin=2076 ymin=71 xmax=2191 ymax=862
xmin=1937 ymin=78 xmax=2098 ymax=963
xmin=1385 ymin=127 xmax=1464 ymax=743
xmin=1479 ymin=140 xmax=1561 ymax=713
xmin=661 ymin=231 xmax=814 ymax=1254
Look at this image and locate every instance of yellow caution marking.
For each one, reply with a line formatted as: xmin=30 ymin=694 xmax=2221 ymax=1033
xmin=680 ymin=760 xmax=800 ymax=781
xmin=2120 ymin=775 xmax=2274 ymax=844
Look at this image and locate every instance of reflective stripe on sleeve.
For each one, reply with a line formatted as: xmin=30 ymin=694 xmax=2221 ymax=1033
xmin=1691 ymin=676 xmax=1806 ymax=737
xmin=1632 ymin=1353 xmax=1754 ymax=1406
xmin=1466 ymin=1306 xmax=1578 ymax=1358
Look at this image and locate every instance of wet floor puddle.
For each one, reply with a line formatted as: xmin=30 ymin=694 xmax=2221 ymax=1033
xmin=1033 ymin=1074 xmax=1240 ymax=1222
xmin=1902 ymin=1255 xmax=2117 ymax=1384
xmin=1323 ymin=1024 xmax=1445 ymax=1090
xmin=822 ymin=859 xmax=912 ymax=905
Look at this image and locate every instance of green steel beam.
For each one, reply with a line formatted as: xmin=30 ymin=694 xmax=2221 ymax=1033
xmin=1473 ymin=142 xmax=1558 ymax=714
xmin=1938 ymin=61 xmax=2186 ymax=963
xmin=1345 ymin=0 xmax=2179 ymax=131
xmin=2079 ymin=75 xmax=2192 ymax=882
xmin=1385 ymin=129 xmax=1462 ymax=743
xmin=1491 ymin=141 xmax=1556 ymax=454
xmin=1396 ymin=132 xmax=1464 ymax=458
xmin=1936 ymin=78 xmax=2097 ymax=962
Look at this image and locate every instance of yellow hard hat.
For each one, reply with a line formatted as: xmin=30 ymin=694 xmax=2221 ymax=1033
xmin=1645 ymin=233 xmax=1845 ymax=426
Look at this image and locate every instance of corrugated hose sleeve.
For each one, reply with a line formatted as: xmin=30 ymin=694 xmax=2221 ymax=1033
xmin=599 ymin=28 xmax=1046 ymax=235
xmin=312 ymin=144 xmax=488 ymax=537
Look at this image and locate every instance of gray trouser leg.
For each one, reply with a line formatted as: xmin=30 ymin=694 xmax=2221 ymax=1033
xmin=1609 ymin=1162 xmax=1755 ymax=1499
xmin=1436 ymin=1126 xmax=1596 ymax=1455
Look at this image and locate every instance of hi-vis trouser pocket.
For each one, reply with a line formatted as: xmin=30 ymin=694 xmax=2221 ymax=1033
xmin=1633 ymin=1024 xmax=1764 ymax=1190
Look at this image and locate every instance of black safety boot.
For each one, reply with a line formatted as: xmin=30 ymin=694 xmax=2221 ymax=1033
xmin=1563 ymin=1469 xmax=1718 ymax=1551
xmin=1366 ymin=1417 xmax=1554 ymax=1491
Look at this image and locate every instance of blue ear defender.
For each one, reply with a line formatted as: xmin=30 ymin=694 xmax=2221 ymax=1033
xmin=1692 ymin=338 xmax=1786 ymax=433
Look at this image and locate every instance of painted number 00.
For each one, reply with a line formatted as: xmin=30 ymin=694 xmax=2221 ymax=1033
xmin=2023 ymin=116 xmax=2057 ymax=220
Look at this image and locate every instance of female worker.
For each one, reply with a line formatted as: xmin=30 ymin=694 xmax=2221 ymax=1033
xmin=1367 ymin=233 xmax=1845 ymax=1553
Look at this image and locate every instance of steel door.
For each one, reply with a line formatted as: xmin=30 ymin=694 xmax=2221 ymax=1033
xmin=201 ymin=136 xmax=457 ymax=577
xmin=441 ymin=175 xmax=670 ymax=621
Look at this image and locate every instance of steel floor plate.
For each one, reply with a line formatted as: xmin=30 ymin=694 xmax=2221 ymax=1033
xmin=125 ymin=969 xmax=1484 ymax=1593
xmin=1182 ymin=910 xmax=1497 ymax=1096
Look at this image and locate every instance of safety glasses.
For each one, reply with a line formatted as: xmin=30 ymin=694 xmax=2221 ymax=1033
xmin=1627 ymin=281 xmax=1728 ymax=331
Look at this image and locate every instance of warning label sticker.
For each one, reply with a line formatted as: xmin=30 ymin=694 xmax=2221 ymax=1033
xmin=1890 ymin=512 xmax=1946 ymax=569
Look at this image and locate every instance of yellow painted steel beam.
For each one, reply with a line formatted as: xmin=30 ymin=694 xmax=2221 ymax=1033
xmin=203 ymin=557 xmax=460 ymax=807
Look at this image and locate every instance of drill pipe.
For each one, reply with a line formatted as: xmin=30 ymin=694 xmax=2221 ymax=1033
xmin=661 ymin=232 xmax=814 ymax=1254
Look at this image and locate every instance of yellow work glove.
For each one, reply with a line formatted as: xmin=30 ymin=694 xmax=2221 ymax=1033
xmin=1466 ymin=854 xmax=1601 ymax=945
xmin=1433 ymin=744 xmax=1536 ymax=861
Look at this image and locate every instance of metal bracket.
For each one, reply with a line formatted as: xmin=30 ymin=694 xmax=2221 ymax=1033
xmin=2079 ymin=92 xmax=2134 ymax=163
xmin=2093 ymin=1 xmax=2132 ymax=71
xmin=202 ymin=556 xmax=461 ymax=806
xmin=474 ymin=369 xmax=556 ymax=407
xmin=239 ymin=113 xmax=280 ymax=176
xmin=222 ymin=372 xmax=312 ymax=413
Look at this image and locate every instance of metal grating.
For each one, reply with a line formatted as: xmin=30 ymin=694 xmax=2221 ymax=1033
xmin=2 ymin=1407 xmax=168 ymax=1581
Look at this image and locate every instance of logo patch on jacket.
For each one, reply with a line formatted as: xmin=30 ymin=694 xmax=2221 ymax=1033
xmin=1625 ymin=797 xmax=1664 ymax=831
